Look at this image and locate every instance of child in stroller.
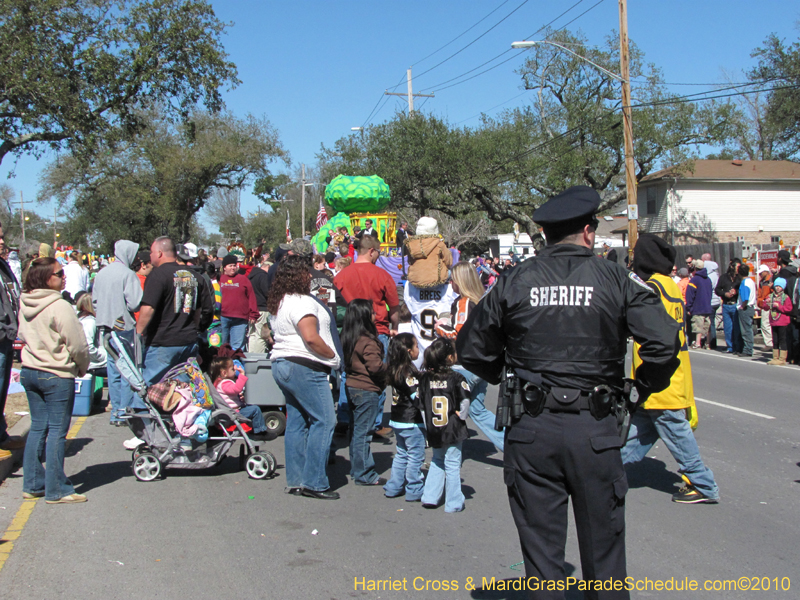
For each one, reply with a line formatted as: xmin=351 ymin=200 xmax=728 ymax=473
xmin=210 ymin=356 xmax=273 ymax=441
xmin=104 ymin=330 xmax=276 ymax=482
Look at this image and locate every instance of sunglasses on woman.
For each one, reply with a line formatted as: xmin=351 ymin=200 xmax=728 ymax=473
xmin=52 ymin=270 xmax=65 ymax=278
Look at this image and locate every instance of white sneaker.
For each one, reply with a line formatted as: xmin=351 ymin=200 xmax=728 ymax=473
xmin=123 ymin=437 xmax=145 ymax=450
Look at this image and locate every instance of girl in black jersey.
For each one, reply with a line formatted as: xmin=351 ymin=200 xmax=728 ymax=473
xmin=419 ymin=338 xmax=471 ymax=513
xmin=383 ymin=333 xmax=425 ymax=501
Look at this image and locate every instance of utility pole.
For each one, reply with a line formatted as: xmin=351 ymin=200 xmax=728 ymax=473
xmin=385 ymin=68 xmax=434 ymax=115
xmin=300 ymin=163 xmax=306 ymax=241
xmin=19 ymin=191 xmax=25 ymax=244
xmin=619 ymin=0 xmax=638 ymax=254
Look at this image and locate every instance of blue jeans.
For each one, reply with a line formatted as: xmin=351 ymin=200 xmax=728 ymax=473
xmin=347 ymin=386 xmax=381 ymax=484
xmin=221 ymin=316 xmax=248 ymax=351
xmin=21 ymin=368 xmax=77 ymax=501
xmin=107 ymin=334 xmax=136 ymax=421
xmin=237 ymin=404 xmax=266 ymax=434
xmin=721 ymin=304 xmax=742 ymax=353
xmin=738 ymin=305 xmax=755 ymax=355
xmin=0 ymin=339 xmax=13 ymax=441
xmin=622 ymin=408 xmax=719 ymax=500
xmin=422 ymin=442 xmax=465 ymax=512
xmin=384 ymin=426 xmax=425 ymax=500
xmin=142 ymin=343 xmax=198 ymax=387
xmin=373 ymin=334 xmax=389 ymax=430
xmin=272 ymin=358 xmax=335 ymax=491
xmin=455 ymin=367 xmax=504 ymax=452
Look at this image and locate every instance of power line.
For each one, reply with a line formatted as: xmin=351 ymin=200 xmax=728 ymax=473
xmin=410 ymin=0 xmax=513 ymax=67
xmin=413 ymin=0 xmax=532 ymax=81
xmin=362 ymin=73 xmax=406 ymax=129
xmin=485 ymin=82 xmax=800 ymax=184
xmin=419 ymin=0 xmax=591 ymax=93
xmin=420 ymin=0 xmax=606 ymax=94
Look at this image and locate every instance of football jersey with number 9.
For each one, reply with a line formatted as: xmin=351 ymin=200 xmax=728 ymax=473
xmin=403 ymin=281 xmax=458 ymax=368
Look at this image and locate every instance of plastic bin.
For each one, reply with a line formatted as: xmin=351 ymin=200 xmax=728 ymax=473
xmin=73 ymin=375 xmax=94 ymax=416
xmin=241 ymin=353 xmax=285 ymax=408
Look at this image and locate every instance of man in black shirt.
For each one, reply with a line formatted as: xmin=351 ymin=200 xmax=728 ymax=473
xmin=136 ymin=237 xmax=212 ymax=385
xmin=458 ymin=186 xmax=679 ymax=599
xmin=247 ymin=255 xmax=271 ymax=353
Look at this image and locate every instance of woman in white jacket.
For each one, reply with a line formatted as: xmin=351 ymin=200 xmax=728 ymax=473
xmin=19 ymin=258 xmax=90 ymax=504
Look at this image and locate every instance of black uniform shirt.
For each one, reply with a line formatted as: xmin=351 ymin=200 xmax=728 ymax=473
xmin=457 ymin=244 xmax=680 ymax=394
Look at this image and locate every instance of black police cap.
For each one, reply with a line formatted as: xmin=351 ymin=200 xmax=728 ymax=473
xmin=532 ymin=185 xmax=601 ymax=226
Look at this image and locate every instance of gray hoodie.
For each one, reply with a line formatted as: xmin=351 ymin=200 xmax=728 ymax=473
xmin=705 ymin=260 xmax=720 ymax=307
xmin=92 ymin=240 xmax=143 ymax=330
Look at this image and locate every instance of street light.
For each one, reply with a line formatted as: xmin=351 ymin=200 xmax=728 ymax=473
xmin=512 ymin=33 xmax=639 ymax=253
xmin=351 ymin=127 xmax=362 ymax=131
xmin=511 ymin=40 xmax=624 ymax=82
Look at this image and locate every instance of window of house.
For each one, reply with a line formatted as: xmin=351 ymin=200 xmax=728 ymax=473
xmin=646 ymin=186 xmax=657 ymax=215
xmin=771 ymin=236 xmax=781 ymax=243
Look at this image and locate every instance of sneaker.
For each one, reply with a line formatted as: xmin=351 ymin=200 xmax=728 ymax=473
xmin=46 ymin=493 xmax=87 ymax=504
xmin=672 ymin=485 xmax=718 ymax=504
xmin=22 ymin=491 xmax=45 ymax=499
xmin=123 ymin=437 xmax=145 ymax=450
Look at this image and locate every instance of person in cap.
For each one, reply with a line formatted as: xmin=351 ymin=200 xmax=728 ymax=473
xmin=685 ymin=259 xmax=713 ymax=350
xmin=457 ymin=186 xmax=680 ymax=599
xmin=219 ymin=253 xmax=259 ymax=351
xmin=624 ymin=234 xmax=720 ymax=504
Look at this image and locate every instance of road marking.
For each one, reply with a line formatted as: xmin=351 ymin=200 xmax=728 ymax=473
xmin=694 ymin=397 xmax=775 ymax=420
xmin=0 ymin=416 xmax=89 ymax=573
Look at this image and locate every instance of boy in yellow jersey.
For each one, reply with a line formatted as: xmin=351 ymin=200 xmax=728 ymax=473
xmin=625 ymin=234 xmax=720 ymax=504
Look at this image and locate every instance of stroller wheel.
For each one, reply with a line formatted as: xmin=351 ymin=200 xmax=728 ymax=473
xmin=246 ymin=451 xmax=276 ymax=480
xmin=132 ymin=452 xmax=162 ymax=482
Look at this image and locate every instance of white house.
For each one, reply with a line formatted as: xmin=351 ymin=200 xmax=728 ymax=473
xmin=637 ymin=159 xmax=800 ymax=245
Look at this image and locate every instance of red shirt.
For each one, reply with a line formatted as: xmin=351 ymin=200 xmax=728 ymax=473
xmin=334 ymin=262 xmax=399 ymax=335
xmin=220 ymin=273 xmax=259 ymax=321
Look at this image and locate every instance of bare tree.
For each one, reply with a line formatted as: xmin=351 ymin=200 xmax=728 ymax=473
xmin=204 ymin=188 xmax=244 ymax=235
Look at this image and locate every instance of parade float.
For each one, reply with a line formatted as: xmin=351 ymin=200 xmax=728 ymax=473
xmin=311 ymin=175 xmax=398 ymax=254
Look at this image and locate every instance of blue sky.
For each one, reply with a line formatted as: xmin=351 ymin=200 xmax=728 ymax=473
xmin=2 ymin=0 xmax=798 ymax=231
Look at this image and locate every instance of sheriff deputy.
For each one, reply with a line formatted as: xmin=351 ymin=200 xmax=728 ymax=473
xmin=456 ymin=186 xmax=680 ymax=600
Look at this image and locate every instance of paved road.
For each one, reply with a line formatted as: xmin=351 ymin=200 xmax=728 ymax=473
xmin=0 ymin=346 xmax=797 ymax=599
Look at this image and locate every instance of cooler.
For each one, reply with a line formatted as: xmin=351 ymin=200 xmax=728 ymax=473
xmin=241 ymin=353 xmax=284 ymax=408
xmin=73 ymin=375 xmax=94 ymax=416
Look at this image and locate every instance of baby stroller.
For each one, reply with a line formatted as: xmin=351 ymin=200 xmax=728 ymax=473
xmin=104 ymin=331 xmax=277 ymax=482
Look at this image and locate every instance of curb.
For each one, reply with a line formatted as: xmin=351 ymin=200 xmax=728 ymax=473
xmin=0 ymin=415 xmax=31 ymax=484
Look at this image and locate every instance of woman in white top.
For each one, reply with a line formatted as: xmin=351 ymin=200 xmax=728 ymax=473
xmin=75 ymin=292 xmax=107 ymax=374
xmin=267 ymin=255 xmax=341 ymax=500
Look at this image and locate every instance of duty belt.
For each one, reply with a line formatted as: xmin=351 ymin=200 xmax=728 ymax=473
xmin=520 ymin=383 xmax=618 ymax=420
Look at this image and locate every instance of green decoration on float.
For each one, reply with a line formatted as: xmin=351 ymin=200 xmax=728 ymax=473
xmin=324 ymin=175 xmax=391 ymax=213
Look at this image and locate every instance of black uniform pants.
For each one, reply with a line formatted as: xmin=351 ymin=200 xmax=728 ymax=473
xmin=504 ymin=410 xmax=629 ymax=600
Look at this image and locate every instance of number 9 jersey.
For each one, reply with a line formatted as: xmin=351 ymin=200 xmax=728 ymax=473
xmin=403 ymin=281 xmax=459 ymax=368
xmin=419 ymin=370 xmax=471 ymax=449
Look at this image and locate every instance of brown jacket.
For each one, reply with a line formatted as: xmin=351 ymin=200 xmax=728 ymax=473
xmin=346 ymin=335 xmax=387 ymax=392
xmin=404 ymin=235 xmax=452 ymax=288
